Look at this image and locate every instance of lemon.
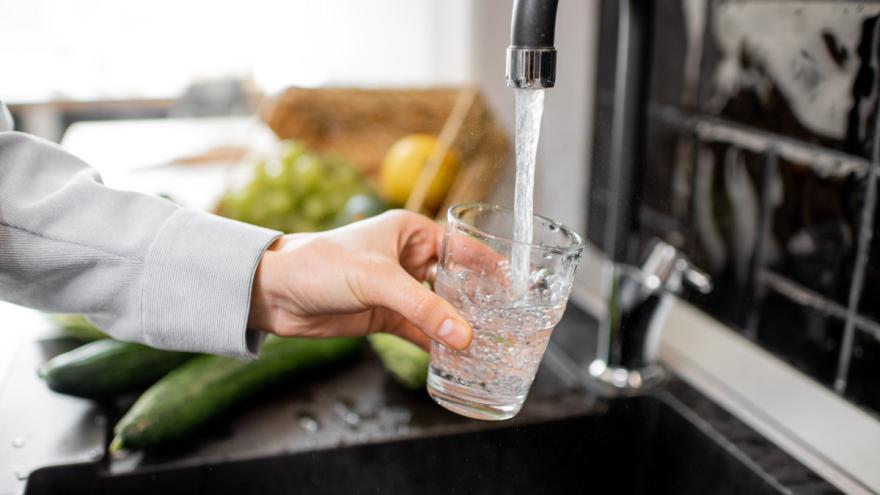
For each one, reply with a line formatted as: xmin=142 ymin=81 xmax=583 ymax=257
xmin=379 ymin=134 xmax=460 ymax=210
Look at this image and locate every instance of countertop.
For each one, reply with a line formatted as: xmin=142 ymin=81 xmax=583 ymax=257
xmin=0 ymin=302 xmax=836 ymax=494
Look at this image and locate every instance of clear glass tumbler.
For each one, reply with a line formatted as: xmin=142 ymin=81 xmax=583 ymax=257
xmin=427 ymin=204 xmax=584 ymax=420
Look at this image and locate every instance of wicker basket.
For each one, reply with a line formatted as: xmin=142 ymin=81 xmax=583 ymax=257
xmin=260 ymin=86 xmax=510 ymax=217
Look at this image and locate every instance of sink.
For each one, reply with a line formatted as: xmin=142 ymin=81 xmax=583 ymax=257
xmin=24 ymin=394 xmax=783 ymax=495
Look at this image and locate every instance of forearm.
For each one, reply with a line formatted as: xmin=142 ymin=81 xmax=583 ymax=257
xmin=0 ymin=131 xmax=281 ymax=359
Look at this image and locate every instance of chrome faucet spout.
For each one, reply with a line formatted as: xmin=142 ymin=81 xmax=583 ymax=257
xmin=506 ymin=0 xmax=559 ymax=89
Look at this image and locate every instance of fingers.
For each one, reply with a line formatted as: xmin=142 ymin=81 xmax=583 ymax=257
xmin=386 ymin=320 xmax=433 ymax=351
xmin=440 ymin=233 xmax=514 ymax=294
xmin=367 ymin=266 xmax=472 ymax=350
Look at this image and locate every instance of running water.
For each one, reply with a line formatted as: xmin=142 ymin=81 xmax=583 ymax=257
xmin=512 ymin=88 xmax=546 ymax=296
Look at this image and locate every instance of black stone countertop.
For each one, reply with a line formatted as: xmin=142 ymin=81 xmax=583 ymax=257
xmin=0 ymin=303 xmax=838 ymax=494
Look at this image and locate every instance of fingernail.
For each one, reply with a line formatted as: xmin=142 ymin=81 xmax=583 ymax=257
xmin=437 ymin=319 xmax=471 ymax=349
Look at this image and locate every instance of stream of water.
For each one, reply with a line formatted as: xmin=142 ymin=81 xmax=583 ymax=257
xmin=512 ymin=88 xmax=546 ymax=296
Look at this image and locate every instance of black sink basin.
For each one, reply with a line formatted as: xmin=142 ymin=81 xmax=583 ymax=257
xmin=24 ymin=394 xmax=783 ymax=495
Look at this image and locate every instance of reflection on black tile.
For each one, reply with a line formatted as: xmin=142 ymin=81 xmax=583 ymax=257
xmin=768 ymin=158 xmax=861 ymax=305
xmin=845 ymin=330 xmax=880 ymax=418
xmin=683 ymin=142 xmax=763 ymax=326
xmin=756 ymin=290 xmax=843 ymax=387
xmin=702 ymin=2 xmax=880 ymax=158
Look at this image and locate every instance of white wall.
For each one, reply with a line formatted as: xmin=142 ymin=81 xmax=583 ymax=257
xmin=0 ymin=0 xmax=475 ymax=102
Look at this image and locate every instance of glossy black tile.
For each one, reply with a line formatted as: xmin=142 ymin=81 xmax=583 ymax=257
xmin=857 ymin=182 xmax=880 ymax=321
xmin=680 ymin=142 xmax=764 ymax=326
xmin=756 ymin=289 xmax=844 ymax=387
xmin=845 ymin=329 xmax=880 ymax=418
xmin=702 ymin=1 xmax=880 ymax=158
xmin=767 ymin=157 xmax=861 ymax=306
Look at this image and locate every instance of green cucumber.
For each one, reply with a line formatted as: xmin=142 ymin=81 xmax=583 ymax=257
xmin=368 ymin=333 xmax=430 ymax=390
xmin=52 ymin=314 xmax=108 ymax=342
xmin=111 ymin=336 xmax=362 ymax=451
xmin=40 ymin=339 xmax=193 ymax=399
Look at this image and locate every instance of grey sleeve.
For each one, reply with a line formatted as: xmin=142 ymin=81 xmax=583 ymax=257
xmin=0 ymin=131 xmax=282 ymax=360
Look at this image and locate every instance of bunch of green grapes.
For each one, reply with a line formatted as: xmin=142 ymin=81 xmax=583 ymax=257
xmin=218 ymin=141 xmax=384 ymax=233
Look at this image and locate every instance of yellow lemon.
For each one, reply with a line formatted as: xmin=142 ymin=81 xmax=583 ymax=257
xmin=379 ymin=134 xmax=461 ymax=210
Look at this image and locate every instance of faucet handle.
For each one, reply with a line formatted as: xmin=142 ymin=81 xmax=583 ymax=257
xmin=640 ymin=239 xmax=712 ymax=296
xmin=683 ymin=264 xmax=712 ymax=294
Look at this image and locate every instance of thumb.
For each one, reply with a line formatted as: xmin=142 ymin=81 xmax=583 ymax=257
xmin=371 ymin=267 xmax=472 ymax=350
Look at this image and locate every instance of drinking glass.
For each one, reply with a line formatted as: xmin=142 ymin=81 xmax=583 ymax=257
xmin=427 ymin=203 xmax=584 ymax=420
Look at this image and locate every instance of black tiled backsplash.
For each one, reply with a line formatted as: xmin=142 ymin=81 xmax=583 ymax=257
xmin=642 ymin=117 xmax=690 ymax=221
xmin=846 ymin=328 xmax=880 ymax=414
xmin=858 ymin=196 xmax=880 ymax=320
xmin=701 ymin=2 xmax=880 ymax=158
xmin=687 ymin=143 xmax=765 ymax=327
xmin=756 ymin=290 xmax=845 ymax=388
xmin=648 ymin=1 xmax=693 ymax=110
xmin=768 ymin=158 xmax=861 ymax=305
xmin=590 ymin=0 xmax=880 ymax=418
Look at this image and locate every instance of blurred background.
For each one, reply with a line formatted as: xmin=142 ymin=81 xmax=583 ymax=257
xmin=4 ymin=1 xmax=880 ymax=493
xmin=1 ymin=0 xmax=595 ymax=233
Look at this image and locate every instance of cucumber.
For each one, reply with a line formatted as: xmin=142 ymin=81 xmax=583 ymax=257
xmin=111 ymin=336 xmax=362 ymax=451
xmin=368 ymin=333 xmax=430 ymax=390
xmin=52 ymin=314 xmax=108 ymax=342
xmin=40 ymin=339 xmax=193 ymax=399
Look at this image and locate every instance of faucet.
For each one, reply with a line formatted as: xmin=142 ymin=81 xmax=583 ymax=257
xmin=505 ymin=2 xmax=713 ymax=396
xmin=506 ymin=0 xmax=559 ymax=89
xmin=588 ymin=240 xmax=712 ymax=396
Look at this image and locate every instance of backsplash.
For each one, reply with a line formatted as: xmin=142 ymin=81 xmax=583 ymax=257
xmin=588 ymin=0 xmax=880 ymax=417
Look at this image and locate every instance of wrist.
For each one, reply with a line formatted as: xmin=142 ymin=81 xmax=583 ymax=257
xmin=247 ymin=236 xmax=285 ymax=333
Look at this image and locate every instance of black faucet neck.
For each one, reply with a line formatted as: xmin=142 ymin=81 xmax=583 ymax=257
xmin=506 ymin=0 xmax=559 ymax=89
xmin=510 ymin=0 xmax=559 ymax=48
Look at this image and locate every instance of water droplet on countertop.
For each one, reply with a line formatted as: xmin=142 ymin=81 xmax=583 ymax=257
xmin=14 ymin=471 xmax=28 ymax=481
xmin=297 ymin=413 xmax=320 ymax=433
xmin=11 ymin=438 xmax=25 ymax=448
xmin=333 ymin=400 xmax=361 ymax=427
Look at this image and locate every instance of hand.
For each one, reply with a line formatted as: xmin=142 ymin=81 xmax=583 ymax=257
xmin=247 ymin=210 xmax=472 ymax=350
